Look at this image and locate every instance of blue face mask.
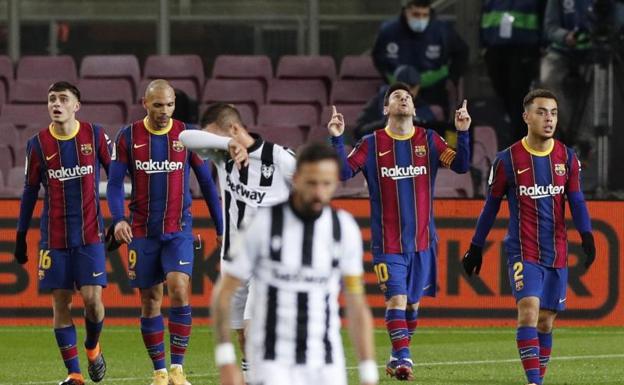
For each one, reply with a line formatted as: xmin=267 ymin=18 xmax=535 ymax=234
xmin=408 ymin=17 xmax=429 ymax=33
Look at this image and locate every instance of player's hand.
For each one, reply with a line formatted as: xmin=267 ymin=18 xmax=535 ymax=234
xmin=227 ymin=139 xmax=249 ymax=170
xmin=581 ymin=232 xmax=595 ymax=269
xmin=105 ymin=224 xmax=122 ymax=252
xmin=218 ymin=363 xmax=244 ymax=385
xmin=216 ymin=235 xmax=223 ymax=248
xmin=462 ymin=243 xmax=483 ymax=276
xmin=327 ymin=105 xmax=345 ymax=137
xmin=114 ymin=220 xmax=133 ymax=245
xmin=454 ymin=99 xmax=471 ymax=132
xmin=14 ymin=231 xmax=28 ymax=264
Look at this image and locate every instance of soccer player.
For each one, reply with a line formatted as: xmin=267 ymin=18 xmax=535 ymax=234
xmin=179 ymin=103 xmax=296 ymax=380
xmin=211 ymin=142 xmax=378 ymax=385
xmin=462 ymin=89 xmax=595 ymax=385
xmin=327 ymin=82 xmax=471 ymax=380
xmin=14 ymin=81 xmax=110 ymax=385
xmin=106 ymin=80 xmax=223 ymax=385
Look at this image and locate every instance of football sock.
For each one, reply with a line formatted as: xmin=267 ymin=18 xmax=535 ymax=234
xmin=538 ymin=331 xmax=553 ymax=381
xmin=54 ymin=325 xmax=81 ymax=374
xmin=84 ymin=317 xmax=103 ymax=353
xmin=517 ymin=326 xmax=540 ymax=384
xmin=141 ymin=315 xmax=166 ymax=370
xmin=406 ymin=309 xmax=418 ymax=341
xmin=385 ymin=309 xmax=410 ymax=360
xmin=169 ymin=305 xmax=192 ymax=366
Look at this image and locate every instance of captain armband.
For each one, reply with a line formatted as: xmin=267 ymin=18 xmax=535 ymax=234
xmin=439 ymin=148 xmax=456 ymax=168
xmin=343 ymin=275 xmax=364 ymax=294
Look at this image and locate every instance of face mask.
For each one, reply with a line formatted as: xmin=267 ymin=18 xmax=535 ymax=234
xmin=408 ymin=17 xmax=429 ymax=33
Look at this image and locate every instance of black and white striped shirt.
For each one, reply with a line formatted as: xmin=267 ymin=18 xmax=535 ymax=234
xmin=224 ymin=201 xmax=364 ymax=367
xmin=211 ymin=134 xmax=295 ymax=259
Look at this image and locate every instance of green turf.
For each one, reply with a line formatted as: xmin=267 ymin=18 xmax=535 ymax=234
xmin=0 ymin=326 xmax=623 ymax=384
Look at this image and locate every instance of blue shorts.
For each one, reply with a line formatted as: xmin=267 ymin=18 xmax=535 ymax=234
xmin=508 ymin=256 xmax=568 ymax=312
xmin=127 ymin=231 xmax=194 ymax=289
xmin=372 ymin=245 xmax=437 ymax=304
xmin=38 ymin=243 xmax=107 ymax=290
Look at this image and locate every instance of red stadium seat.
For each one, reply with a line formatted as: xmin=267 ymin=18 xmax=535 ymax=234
xmin=276 ymin=55 xmax=336 ymax=84
xmin=127 ymin=104 xmax=146 ymax=123
xmin=143 ymin=55 xmax=205 ymax=100
xmin=266 ymin=79 xmax=327 ymax=111
xmin=330 ymin=80 xmax=380 ymax=105
xmin=100 ymin=123 xmax=124 ymax=142
xmin=77 ymin=104 xmax=125 ymax=125
xmin=18 ymin=124 xmax=45 ymax=143
xmin=252 ymin=125 xmax=305 ymax=151
xmin=335 ymin=171 xmax=368 ymax=198
xmin=78 ymin=79 xmax=133 ymax=117
xmin=339 ymin=55 xmax=383 ymax=80
xmin=0 ymin=55 xmax=14 ymax=101
xmin=257 ymin=105 xmax=318 ymax=130
xmin=434 ymin=168 xmax=474 ymax=198
xmin=80 ymin=55 xmax=141 ymax=98
xmin=3 ymin=166 xmax=26 ymax=197
xmin=12 ymin=144 xmax=26 ymax=167
xmin=137 ymin=79 xmax=199 ymax=102
xmin=10 ymin=79 xmax=50 ymax=103
xmin=16 ymin=55 xmax=78 ymax=83
xmin=202 ymin=79 xmax=265 ymax=114
xmin=474 ymin=125 xmax=498 ymax=155
xmin=0 ymin=104 xmax=50 ymax=127
xmin=319 ymin=104 xmax=365 ymax=130
xmin=212 ymin=55 xmax=273 ymax=90
xmin=198 ymin=103 xmax=256 ymax=126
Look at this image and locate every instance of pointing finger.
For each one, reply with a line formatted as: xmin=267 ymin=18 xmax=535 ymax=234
xmin=462 ymin=99 xmax=467 ymax=109
xmin=332 ymin=105 xmax=337 ymax=115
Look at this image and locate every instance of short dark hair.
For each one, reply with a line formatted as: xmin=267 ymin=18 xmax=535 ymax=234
xmin=384 ymin=82 xmax=412 ymax=106
xmin=406 ymin=0 xmax=432 ymax=8
xmin=296 ymin=142 xmax=339 ymax=170
xmin=200 ymin=102 xmax=243 ymax=129
xmin=523 ymin=89 xmax=558 ymax=110
xmin=48 ymin=81 xmax=81 ymax=102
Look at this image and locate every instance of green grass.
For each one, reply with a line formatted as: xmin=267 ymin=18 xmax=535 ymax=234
xmin=0 ymin=326 xmax=623 ymax=384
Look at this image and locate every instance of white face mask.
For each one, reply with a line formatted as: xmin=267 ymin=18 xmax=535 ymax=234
xmin=408 ymin=17 xmax=429 ymax=33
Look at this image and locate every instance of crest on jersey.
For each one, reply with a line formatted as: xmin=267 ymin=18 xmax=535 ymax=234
xmin=515 ymin=280 xmax=524 ymax=291
xmin=554 ymin=163 xmax=566 ymax=176
xmin=80 ymin=143 xmax=93 ymax=155
xmin=261 ymin=164 xmax=275 ymax=179
xmin=414 ymin=145 xmax=427 ymax=157
xmin=172 ymin=140 xmax=184 ymax=152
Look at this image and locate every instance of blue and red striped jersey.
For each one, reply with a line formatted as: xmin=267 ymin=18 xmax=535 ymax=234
xmin=488 ymin=138 xmax=583 ymax=268
xmin=18 ymin=122 xmax=111 ymax=249
xmin=111 ymin=118 xmax=215 ymax=237
xmin=334 ymin=127 xmax=470 ymax=254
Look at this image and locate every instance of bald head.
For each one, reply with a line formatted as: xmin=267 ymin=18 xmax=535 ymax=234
xmin=143 ymin=79 xmax=175 ymax=130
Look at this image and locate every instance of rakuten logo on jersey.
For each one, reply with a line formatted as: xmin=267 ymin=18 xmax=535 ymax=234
xmin=518 ymin=184 xmax=565 ymax=199
xmin=47 ymin=165 xmax=94 ymax=182
xmin=380 ymin=165 xmax=427 ymax=180
xmin=135 ymin=160 xmax=183 ymax=174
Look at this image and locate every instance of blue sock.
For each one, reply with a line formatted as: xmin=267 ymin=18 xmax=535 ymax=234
xmin=54 ymin=325 xmax=81 ymax=374
xmin=406 ymin=309 xmax=418 ymax=341
xmin=385 ymin=309 xmax=410 ymax=360
xmin=517 ymin=326 xmax=540 ymax=384
xmin=84 ymin=317 xmax=103 ymax=350
xmin=169 ymin=305 xmax=192 ymax=365
xmin=538 ymin=332 xmax=553 ymax=382
xmin=141 ymin=315 xmax=166 ymax=370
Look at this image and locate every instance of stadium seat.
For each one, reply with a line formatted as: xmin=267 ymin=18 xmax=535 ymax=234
xmin=212 ymin=55 xmax=273 ymax=90
xmin=18 ymin=124 xmax=45 ymax=143
xmin=12 ymin=143 xmax=26 ymax=166
xmin=335 ymin=171 xmax=368 ymax=198
xmin=0 ymin=55 xmax=13 ymax=101
xmin=77 ymin=104 xmax=125 ymax=125
xmin=78 ymin=79 xmax=133 ymax=117
xmin=0 ymin=82 xmax=6 ymax=107
xmin=434 ymin=168 xmax=474 ymax=198
xmin=474 ymin=125 xmax=499 ymax=155
xmin=320 ymin=104 xmax=365 ymax=130
xmin=80 ymin=55 xmax=141 ymax=98
xmin=143 ymin=55 xmax=205 ymax=100
xmin=16 ymin=55 xmax=78 ymax=83
xmin=198 ymin=103 xmax=256 ymax=126
xmin=339 ymin=55 xmax=383 ymax=80
xmin=202 ymin=79 xmax=265 ymax=114
xmin=127 ymin=104 xmax=145 ymax=123
xmin=330 ymin=80 xmax=380 ymax=105
xmin=276 ymin=55 xmax=336 ymax=84
xmin=3 ymin=166 xmax=26 ymax=197
xmin=429 ymin=104 xmax=445 ymax=122
xmin=100 ymin=123 xmax=124 ymax=141
xmin=137 ymin=78 xmax=199 ymax=102
xmin=9 ymin=79 xmax=50 ymax=104
xmin=252 ymin=125 xmax=305 ymax=151
xmin=0 ymin=104 xmax=50 ymax=127
xmin=266 ymin=79 xmax=327 ymax=111
xmin=257 ymin=105 xmax=318 ymax=130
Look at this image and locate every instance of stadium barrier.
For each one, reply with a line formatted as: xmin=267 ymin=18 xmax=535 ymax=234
xmin=1 ymin=199 xmax=622 ymax=326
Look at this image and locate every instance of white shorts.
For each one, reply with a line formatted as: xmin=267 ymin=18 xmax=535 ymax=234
xmin=230 ymin=279 xmax=251 ymax=329
xmin=248 ymin=361 xmax=348 ymax=385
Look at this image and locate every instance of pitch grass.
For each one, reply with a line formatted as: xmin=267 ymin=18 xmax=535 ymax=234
xmin=0 ymin=326 xmax=623 ymax=385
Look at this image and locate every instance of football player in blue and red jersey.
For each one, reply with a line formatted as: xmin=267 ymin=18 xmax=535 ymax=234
xmin=14 ymin=81 xmax=111 ymax=385
xmin=328 ymin=82 xmax=471 ymax=380
xmin=462 ymin=89 xmax=595 ymax=385
xmin=106 ymin=80 xmax=223 ymax=385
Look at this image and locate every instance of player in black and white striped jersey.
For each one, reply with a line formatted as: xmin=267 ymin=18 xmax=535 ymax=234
xmin=211 ymin=143 xmax=378 ymax=385
xmin=179 ymin=103 xmax=296 ymax=379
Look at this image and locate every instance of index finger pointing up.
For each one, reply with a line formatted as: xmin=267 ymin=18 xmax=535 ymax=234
xmin=462 ymin=99 xmax=467 ymax=109
xmin=332 ymin=105 xmax=337 ymax=115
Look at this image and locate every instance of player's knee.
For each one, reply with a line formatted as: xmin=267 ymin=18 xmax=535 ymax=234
xmin=81 ymin=293 xmax=102 ymax=311
xmin=167 ymin=284 xmax=189 ymax=303
xmin=517 ymin=308 xmax=539 ymax=326
xmin=386 ymin=295 xmax=407 ymax=309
